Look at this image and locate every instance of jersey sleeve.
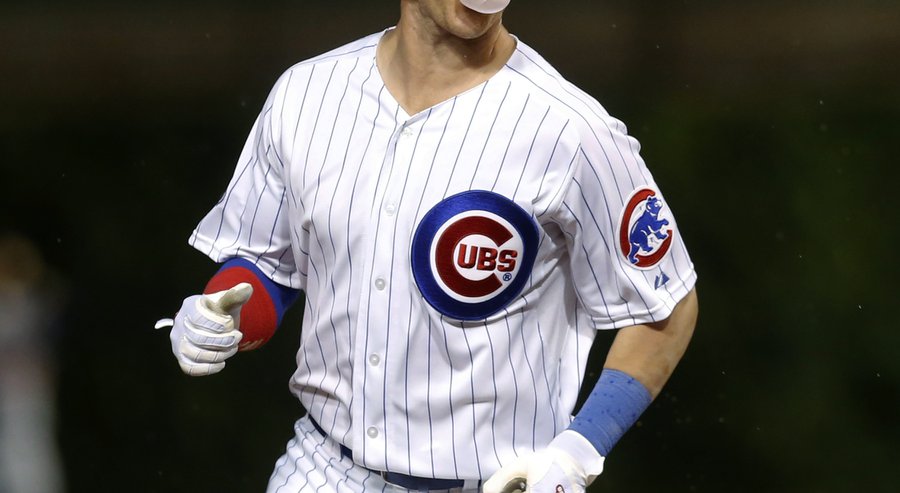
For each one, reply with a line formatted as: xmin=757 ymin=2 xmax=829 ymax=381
xmin=188 ymin=76 xmax=301 ymax=290
xmin=551 ymin=116 xmax=696 ymax=330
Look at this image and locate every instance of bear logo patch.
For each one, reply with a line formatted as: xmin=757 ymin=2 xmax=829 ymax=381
xmin=618 ymin=188 xmax=675 ymax=269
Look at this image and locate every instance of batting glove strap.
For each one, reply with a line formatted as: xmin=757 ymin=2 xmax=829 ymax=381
xmin=523 ymin=455 xmax=584 ymax=493
xmin=547 ymin=430 xmax=605 ymax=483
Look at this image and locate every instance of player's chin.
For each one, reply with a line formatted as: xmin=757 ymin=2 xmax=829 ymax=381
xmin=450 ymin=3 xmax=502 ymax=35
xmin=450 ymin=12 xmax=502 ymax=40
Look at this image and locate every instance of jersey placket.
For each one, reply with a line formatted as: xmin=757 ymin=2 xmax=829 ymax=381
xmin=352 ymin=111 xmax=426 ymax=471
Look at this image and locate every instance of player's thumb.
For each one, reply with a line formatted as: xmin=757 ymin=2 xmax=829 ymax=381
xmin=203 ymin=282 xmax=254 ymax=317
xmin=216 ymin=282 xmax=254 ymax=312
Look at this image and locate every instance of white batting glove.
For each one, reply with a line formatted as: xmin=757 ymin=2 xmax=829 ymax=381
xmin=483 ymin=431 xmax=605 ymax=493
xmin=155 ymin=283 xmax=253 ymax=377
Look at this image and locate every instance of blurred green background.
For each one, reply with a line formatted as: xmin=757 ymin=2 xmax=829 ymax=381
xmin=1 ymin=1 xmax=897 ymax=492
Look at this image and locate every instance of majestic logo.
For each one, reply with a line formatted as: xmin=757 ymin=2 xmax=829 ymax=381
xmin=618 ymin=187 xmax=675 ymax=269
xmin=411 ymin=191 xmax=539 ymax=320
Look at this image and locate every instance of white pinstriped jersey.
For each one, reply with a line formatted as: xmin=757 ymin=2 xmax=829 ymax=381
xmin=189 ymin=29 xmax=696 ymax=481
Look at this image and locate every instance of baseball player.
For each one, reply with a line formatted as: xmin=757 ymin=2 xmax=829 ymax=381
xmin=158 ymin=1 xmax=699 ymax=492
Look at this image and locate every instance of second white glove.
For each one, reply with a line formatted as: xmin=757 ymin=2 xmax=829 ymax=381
xmin=483 ymin=430 xmax=605 ymax=493
xmin=159 ymin=283 xmax=253 ymax=377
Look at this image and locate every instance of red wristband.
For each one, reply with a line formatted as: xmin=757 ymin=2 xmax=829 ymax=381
xmin=204 ymin=266 xmax=278 ymax=351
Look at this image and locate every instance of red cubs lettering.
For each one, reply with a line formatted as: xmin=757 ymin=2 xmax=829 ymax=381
xmin=497 ymin=250 xmax=517 ymax=272
xmin=477 ymin=247 xmax=498 ymax=270
xmin=437 ymin=219 xmax=508 ymax=298
xmin=456 ymin=243 xmax=518 ymax=273
xmin=456 ymin=244 xmax=478 ymax=269
xmin=437 ymin=217 xmax=524 ymax=298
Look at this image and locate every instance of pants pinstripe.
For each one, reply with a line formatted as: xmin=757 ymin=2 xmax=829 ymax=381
xmin=266 ymin=416 xmax=482 ymax=493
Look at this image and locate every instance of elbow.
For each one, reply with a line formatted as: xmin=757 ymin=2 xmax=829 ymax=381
xmin=671 ymin=287 xmax=699 ymax=350
xmin=682 ymin=287 xmax=699 ymax=334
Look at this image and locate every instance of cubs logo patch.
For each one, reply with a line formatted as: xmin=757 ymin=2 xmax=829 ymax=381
xmin=618 ymin=187 xmax=675 ymax=269
xmin=411 ymin=191 xmax=539 ymax=320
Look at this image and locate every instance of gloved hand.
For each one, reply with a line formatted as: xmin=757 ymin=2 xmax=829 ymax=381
xmin=483 ymin=430 xmax=605 ymax=493
xmin=155 ymin=283 xmax=253 ymax=376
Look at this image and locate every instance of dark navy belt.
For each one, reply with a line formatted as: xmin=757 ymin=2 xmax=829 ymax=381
xmin=309 ymin=417 xmax=473 ymax=491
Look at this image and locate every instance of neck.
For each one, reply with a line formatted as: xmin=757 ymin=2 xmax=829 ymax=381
xmin=377 ymin=6 xmax=515 ymax=115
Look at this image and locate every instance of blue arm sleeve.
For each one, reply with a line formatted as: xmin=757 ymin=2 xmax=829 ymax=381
xmin=568 ymin=368 xmax=653 ymax=456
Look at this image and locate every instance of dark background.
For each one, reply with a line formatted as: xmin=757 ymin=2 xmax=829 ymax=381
xmin=2 ymin=0 xmax=898 ymax=492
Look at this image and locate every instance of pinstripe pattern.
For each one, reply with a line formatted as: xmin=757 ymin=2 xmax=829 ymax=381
xmin=191 ymin=29 xmax=696 ymax=486
xmin=267 ymin=416 xmax=385 ymax=493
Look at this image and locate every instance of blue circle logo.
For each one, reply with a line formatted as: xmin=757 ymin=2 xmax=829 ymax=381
xmin=411 ymin=191 xmax=539 ymax=320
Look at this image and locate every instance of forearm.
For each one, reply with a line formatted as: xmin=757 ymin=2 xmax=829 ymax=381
xmin=485 ymin=291 xmax=699 ymax=493
xmin=567 ymin=288 xmax=698 ymax=456
xmin=604 ymin=288 xmax=699 ymax=397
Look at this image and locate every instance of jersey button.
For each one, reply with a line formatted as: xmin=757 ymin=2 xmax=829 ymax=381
xmin=374 ymin=278 xmax=386 ymax=290
xmin=384 ymin=203 xmax=397 ymax=216
xmin=368 ymin=354 xmax=381 ymax=366
xmin=401 ymin=127 xmax=413 ymax=138
xmin=367 ymin=427 xmax=379 ymax=438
